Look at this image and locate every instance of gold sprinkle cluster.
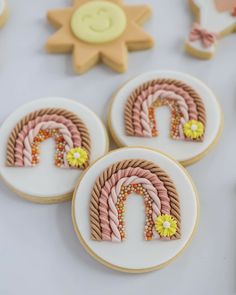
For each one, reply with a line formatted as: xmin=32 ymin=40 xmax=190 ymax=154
xmin=31 ymin=128 xmax=66 ymax=167
xmin=117 ymin=183 xmax=154 ymax=241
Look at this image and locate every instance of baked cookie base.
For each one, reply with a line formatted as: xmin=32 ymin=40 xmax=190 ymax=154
xmin=185 ymin=0 xmax=236 ymax=59
xmin=0 ymin=98 xmax=109 ymax=204
xmin=72 ymin=147 xmax=199 ymax=273
xmin=46 ymin=1 xmax=154 ymax=74
xmin=108 ymin=71 xmax=223 ymax=167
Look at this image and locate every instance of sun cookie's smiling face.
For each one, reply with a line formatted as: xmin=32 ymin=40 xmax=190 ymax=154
xmin=71 ymin=1 xmax=127 ymax=44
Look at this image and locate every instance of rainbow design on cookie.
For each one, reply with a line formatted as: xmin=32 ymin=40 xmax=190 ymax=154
xmin=185 ymin=0 xmax=236 ymax=59
xmin=90 ymin=159 xmax=181 ymax=242
xmin=124 ymin=79 xmax=206 ymax=142
xmin=6 ymin=108 xmax=91 ymax=169
xmin=46 ymin=0 xmax=153 ymax=73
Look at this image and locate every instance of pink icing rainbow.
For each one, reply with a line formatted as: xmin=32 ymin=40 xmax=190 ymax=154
xmin=6 ymin=109 xmax=91 ymax=169
xmin=90 ymin=159 xmax=181 ymax=242
xmin=124 ymin=79 xmax=206 ymax=141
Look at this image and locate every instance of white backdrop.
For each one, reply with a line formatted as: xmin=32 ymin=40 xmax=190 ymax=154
xmin=0 ymin=0 xmax=235 ymax=294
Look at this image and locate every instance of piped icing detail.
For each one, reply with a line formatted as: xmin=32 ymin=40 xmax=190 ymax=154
xmin=183 ymin=120 xmax=204 ymax=139
xmin=90 ymin=159 xmax=181 ymax=242
xmin=66 ymin=147 xmax=88 ymax=168
xmin=6 ymin=108 xmax=91 ymax=169
xmin=70 ymin=1 xmax=127 ymax=44
xmin=155 ymin=214 xmax=177 ymax=237
xmin=124 ymin=79 xmax=206 ymax=142
xmin=189 ymin=23 xmax=218 ymax=48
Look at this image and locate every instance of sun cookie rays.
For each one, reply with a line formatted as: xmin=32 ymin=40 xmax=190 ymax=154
xmin=46 ymin=0 xmax=154 ymax=73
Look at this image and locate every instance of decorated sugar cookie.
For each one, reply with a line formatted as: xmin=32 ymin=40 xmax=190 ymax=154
xmin=46 ymin=0 xmax=154 ymax=73
xmin=185 ymin=0 xmax=236 ymax=59
xmin=109 ymin=71 xmax=223 ymax=166
xmin=89 ymin=159 xmax=181 ymax=242
xmin=0 ymin=98 xmax=108 ymax=203
xmin=0 ymin=0 xmax=8 ymax=27
xmin=72 ymin=148 xmax=199 ymax=272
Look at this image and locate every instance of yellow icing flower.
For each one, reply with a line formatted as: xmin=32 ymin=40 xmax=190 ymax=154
xmin=183 ymin=120 xmax=204 ymax=139
xmin=155 ymin=214 xmax=177 ymax=237
xmin=66 ymin=147 xmax=88 ymax=167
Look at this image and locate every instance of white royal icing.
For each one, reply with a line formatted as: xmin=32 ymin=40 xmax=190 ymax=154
xmin=0 ymin=98 xmax=108 ymax=201
xmin=186 ymin=0 xmax=236 ymax=53
xmin=194 ymin=0 xmax=236 ymax=32
xmin=163 ymin=221 xmax=171 ymax=229
xmin=187 ymin=38 xmax=215 ymax=54
xmin=73 ymin=148 xmax=198 ymax=272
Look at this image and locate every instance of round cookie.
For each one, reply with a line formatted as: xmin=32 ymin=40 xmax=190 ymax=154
xmin=185 ymin=0 xmax=236 ymax=59
xmin=46 ymin=0 xmax=153 ymax=74
xmin=0 ymin=0 xmax=8 ymax=27
xmin=72 ymin=147 xmax=199 ymax=273
xmin=0 ymin=98 xmax=109 ymax=203
xmin=108 ymin=71 xmax=223 ymax=166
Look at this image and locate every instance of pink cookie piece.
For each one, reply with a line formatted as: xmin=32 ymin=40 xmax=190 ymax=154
xmin=214 ymin=0 xmax=236 ymax=12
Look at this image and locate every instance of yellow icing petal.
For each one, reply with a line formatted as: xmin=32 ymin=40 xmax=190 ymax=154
xmin=155 ymin=214 xmax=177 ymax=237
xmin=183 ymin=120 xmax=204 ymax=139
xmin=66 ymin=147 xmax=88 ymax=167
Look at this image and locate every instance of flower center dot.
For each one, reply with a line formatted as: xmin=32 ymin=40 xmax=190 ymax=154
xmin=73 ymin=152 xmax=81 ymax=159
xmin=163 ymin=221 xmax=170 ymax=229
xmin=191 ymin=124 xmax=198 ymax=131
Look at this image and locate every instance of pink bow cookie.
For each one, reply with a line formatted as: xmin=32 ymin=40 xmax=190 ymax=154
xmin=189 ymin=23 xmax=218 ymax=48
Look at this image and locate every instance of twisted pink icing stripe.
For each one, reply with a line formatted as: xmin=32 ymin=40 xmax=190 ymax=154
xmin=14 ymin=114 xmax=81 ymax=166
xmin=99 ymin=167 xmax=170 ymax=242
xmin=23 ymin=121 xmax=74 ymax=167
xmin=140 ymin=90 xmax=189 ymax=137
xmin=108 ymin=176 xmax=161 ymax=242
xmin=133 ymin=84 xmax=198 ymax=136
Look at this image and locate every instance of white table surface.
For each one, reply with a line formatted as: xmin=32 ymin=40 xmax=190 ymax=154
xmin=0 ymin=0 xmax=235 ymax=294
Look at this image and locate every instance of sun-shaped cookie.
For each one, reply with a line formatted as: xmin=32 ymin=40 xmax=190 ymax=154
xmin=46 ymin=0 xmax=154 ymax=73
